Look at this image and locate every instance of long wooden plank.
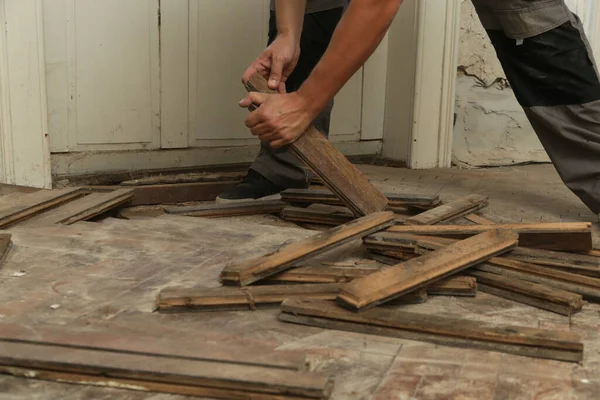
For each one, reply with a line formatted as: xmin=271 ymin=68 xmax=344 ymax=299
xmin=468 ymin=270 xmax=583 ymax=316
xmin=120 ymin=171 xmax=246 ymax=186
xmin=479 ymin=258 xmax=600 ymax=300
xmin=0 ymin=323 xmax=304 ymax=371
xmin=281 ymin=188 xmax=440 ymax=209
xmin=505 ymin=247 xmax=600 ymax=277
xmin=0 ymin=188 xmax=86 ymax=228
xmin=281 ymin=206 xmax=408 ymax=226
xmin=404 ymin=194 xmax=488 ymax=225
xmin=245 ymin=74 xmax=388 ymax=216
xmin=0 ymin=341 xmax=332 ymax=399
xmin=156 ymin=284 xmax=342 ymax=312
xmin=87 ymin=181 xmax=239 ymax=206
xmin=0 ymin=233 xmax=11 ymax=265
xmin=279 ymin=299 xmax=583 ymax=362
xmin=164 ymin=200 xmax=287 ymax=218
xmin=266 ymin=265 xmax=476 ymax=296
xmin=337 ymin=230 xmax=518 ymax=311
xmin=220 ymin=211 xmax=396 ymax=286
xmin=387 ymin=222 xmax=593 ymax=252
xmin=17 ymin=189 xmax=134 ymax=227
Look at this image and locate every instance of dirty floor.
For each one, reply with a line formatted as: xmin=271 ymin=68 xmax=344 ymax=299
xmin=0 ymin=164 xmax=598 ymax=400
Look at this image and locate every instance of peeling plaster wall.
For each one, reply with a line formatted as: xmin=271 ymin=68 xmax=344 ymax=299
xmin=452 ymin=0 xmax=549 ymax=167
xmin=454 ymin=0 xmax=598 ymax=167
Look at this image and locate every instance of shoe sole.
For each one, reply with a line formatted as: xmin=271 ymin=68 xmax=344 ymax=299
xmin=215 ymin=193 xmax=283 ymax=204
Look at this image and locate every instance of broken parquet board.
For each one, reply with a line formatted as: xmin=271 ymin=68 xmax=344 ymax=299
xmin=0 ymin=323 xmax=305 ymax=370
xmin=278 ymin=299 xmax=583 ymax=362
xmin=0 ymin=188 xmax=86 ymax=228
xmin=387 ymin=222 xmax=593 ymax=252
xmin=281 ymin=206 xmax=408 ymax=226
xmin=220 ymin=211 xmax=396 ymax=286
xmin=17 ymin=189 xmax=134 ymax=227
xmin=281 ymin=188 xmax=440 ymax=209
xmin=337 ymin=230 xmax=518 ymax=311
xmin=464 ymin=213 xmax=496 ymax=225
xmin=468 ymin=270 xmax=583 ymax=316
xmin=478 ymin=258 xmax=600 ymax=300
xmin=245 ymin=74 xmax=388 ymax=216
xmin=0 ymin=233 xmax=11 ymax=265
xmin=164 ymin=200 xmax=287 ymax=218
xmin=156 ymin=283 xmax=342 ymax=312
xmin=0 ymin=341 xmax=333 ymax=399
xmin=266 ymin=265 xmax=476 ymax=296
xmin=404 ymin=194 xmax=488 ymax=225
xmin=504 ymin=247 xmax=600 ymax=277
xmin=120 ymin=171 xmax=246 ymax=186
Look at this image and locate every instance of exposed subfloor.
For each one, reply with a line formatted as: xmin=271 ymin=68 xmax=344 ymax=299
xmin=0 ymin=164 xmax=599 ymax=400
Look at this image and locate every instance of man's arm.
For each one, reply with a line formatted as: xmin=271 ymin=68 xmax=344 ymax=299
xmin=241 ymin=0 xmax=306 ymax=91
xmin=242 ymin=0 xmax=402 ymax=148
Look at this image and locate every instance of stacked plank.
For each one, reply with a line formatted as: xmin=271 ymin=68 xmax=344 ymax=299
xmin=0 ymin=323 xmax=333 ymax=399
xmin=0 ymin=188 xmax=133 ymax=228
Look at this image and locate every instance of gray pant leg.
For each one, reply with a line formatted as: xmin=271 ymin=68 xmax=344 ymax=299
xmin=250 ymin=100 xmax=333 ymax=188
xmin=474 ymin=1 xmax=600 ymax=213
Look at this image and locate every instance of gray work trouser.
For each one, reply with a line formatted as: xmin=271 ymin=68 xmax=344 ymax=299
xmin=473 ymin=0 xmax=600 ymax=213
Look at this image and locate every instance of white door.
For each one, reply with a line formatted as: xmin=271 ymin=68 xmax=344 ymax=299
xmin=45 ymin=0 xmax=366 ymax=155
xmin=44 ymin=0 xmax=160 ymax=153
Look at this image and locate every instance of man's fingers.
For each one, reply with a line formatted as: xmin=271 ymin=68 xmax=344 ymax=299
xmin=240 ymin=92 xmax=271 ymax=111
xmin=268 ymin=56 xmax=284 ymax=90
xmin=238 ymin=95 xmax=253 ymax=108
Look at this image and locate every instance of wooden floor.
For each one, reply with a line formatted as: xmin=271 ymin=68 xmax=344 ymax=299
xmin=0 ymin=164 xmax=599 ymax=399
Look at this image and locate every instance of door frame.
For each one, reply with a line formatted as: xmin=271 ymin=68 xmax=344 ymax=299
xmin=0 ymin=0 xmax=52 ymax=188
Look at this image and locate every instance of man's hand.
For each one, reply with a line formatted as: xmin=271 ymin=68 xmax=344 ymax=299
xmin=239 ymin=91 xmax=316 ymax=149
xmin=242 ymin=35 xmax=300 ymax=92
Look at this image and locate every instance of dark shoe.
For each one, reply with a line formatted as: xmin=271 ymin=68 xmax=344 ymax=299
xmin=216 ymin=170 xmax=286 ymax=203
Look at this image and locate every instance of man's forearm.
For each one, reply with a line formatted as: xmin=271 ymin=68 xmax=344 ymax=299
xmin=297 ymin=0 xmax=402 ymax=116
xmin=276 ymin=0 xmax=306 ymax=43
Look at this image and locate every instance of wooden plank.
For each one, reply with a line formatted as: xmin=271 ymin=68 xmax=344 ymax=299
xmin=478 ymin=258 xmax=600 ymax=300
xmin=120 ymin=171 xmax=246 ymax=186
xmin=0 ymin=323 xmax=304 ymax=371
xmin=504 ymin=247 xmax=600 ymax=277
xmin=387 ymin=222 xmax=593 ymax=252
xmin=337 ymin=230 xmax=518 ymax=311
xmin=0 ymin=341 xmax=333 ymax=399
xmin=156 ymin=284 xmax=342 ymax=312
xmin=245 ymin=74 xmax=388 ymax=216
xmin=468 ymin=270 xmax=583 ymax=316
xmin=281 ymin=206 xmax=408 ymax=226
xmin=0 ymin=233 xmax=11 ymax=265
xmin=164 ymin=200 xmax=287 ymax=218
xmin=220 ymin=211 xmax=396 ymax=286
xmin=281 ymin=188 xmax=440 ymax=209
xmin=0 ymin=188 xmax=87 ymax=228
xmin=427 ymin=276 xmax=477 ymax=297
xmin=17 ymin=189 xmax=134 ymax=227
xmin=87 ymin=181 xmax=239 ymax=206
xmin=279 ymin=299 xmax=583 ymax=362
xmin=464 ymin=213 xmax=496 ymax=225
xmin=404 ymin=194 xmax=488 ymax=225
xmin=267 ymin=265 xmax=476 ymax=296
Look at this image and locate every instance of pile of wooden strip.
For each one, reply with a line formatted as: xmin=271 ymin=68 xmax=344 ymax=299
xmin=0 ymin=188 xmax=133 ymax=228
xmin=0 ymin=323 xmax=333 ymax=399
xmin=158 ymin=192 xmax=593 ymax=362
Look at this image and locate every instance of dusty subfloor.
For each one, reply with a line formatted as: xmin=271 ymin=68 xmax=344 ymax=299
xmin=0 ymin=164 xmax=598 ymax=400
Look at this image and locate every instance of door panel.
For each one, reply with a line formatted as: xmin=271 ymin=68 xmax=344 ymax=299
xmin=44 ymin=0 xmax=160 ymax=152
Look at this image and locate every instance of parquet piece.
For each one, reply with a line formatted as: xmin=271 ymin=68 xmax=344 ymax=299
xmin=0 ymin=188 xmax=86 ymax=228
xmin=220 ymin=211 xmax=396 ymax=286
xmin=281 ymin=188 xmax=440 ymax=209
xmin=156 ymin=284 xmax=342 ymax=312
xmin=404 ymin=194 xmax=488 ymax=225
xmin=279 ymin=299 xmax=583 ymax=362
xmin=164 ymin=200 xmax=287 ymax=218
xmin=18 ymin=189 xmax=133 ymax=227
xmin=387 ymin=222 xmax=593 ymax=252
xmin=0 ymin=340 xmax=333 ymax=399
xmin=0 ymin=233 xmax=11 ymax=265
xmin=245 ymin=74 xmax=388 ymax=216
xmin=469 ymin=270 xmax=583 ymax=316
xmin=505 ymin=247 xmax=600 ymax=277
xmin=338 ymin=230 xmax=518 ymax=311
